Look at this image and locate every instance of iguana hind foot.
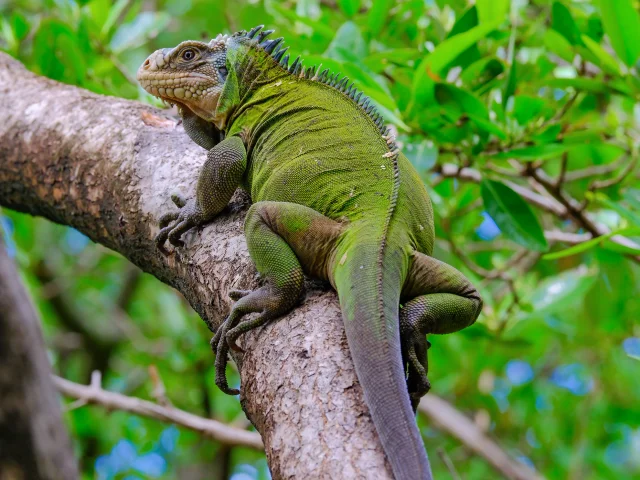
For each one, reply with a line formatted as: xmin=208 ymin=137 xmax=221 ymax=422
xmin=211 ymin=201 xmax=342 ymax=395
xmin=400 ymin=251 xmax=483 ymax=407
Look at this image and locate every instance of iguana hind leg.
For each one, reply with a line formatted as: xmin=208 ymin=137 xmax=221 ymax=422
xmin=155 ymin=136 xmax=246 ymax=254
xmin=212 ymin=201 xmax=344 ymax=395
xmin=401 ymin=251 xmax=483 ymax=410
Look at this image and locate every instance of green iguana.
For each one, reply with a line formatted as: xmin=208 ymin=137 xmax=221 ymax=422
xmin=138 ymin=25 xmax=482 ymax=480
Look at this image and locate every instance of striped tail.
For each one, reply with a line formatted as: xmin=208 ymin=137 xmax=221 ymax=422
xmin=333 ymin=235 xmax=433 ymax=480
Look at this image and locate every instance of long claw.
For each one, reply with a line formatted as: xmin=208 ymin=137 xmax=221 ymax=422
xmin=159 ymin=211 xmax=179 ymax=229
xmin=167 ymin=219 xmax=192 ymax=247
xmin=155 ymin=226 xmax=173 ymax=256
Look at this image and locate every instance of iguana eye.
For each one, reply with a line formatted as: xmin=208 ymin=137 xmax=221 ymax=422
xmin=182 ymin=49 xmax=196 ymax=61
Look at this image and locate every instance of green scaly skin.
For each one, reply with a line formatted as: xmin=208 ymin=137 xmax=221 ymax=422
xmin=138 ymin=26 xmax=483 ymax=480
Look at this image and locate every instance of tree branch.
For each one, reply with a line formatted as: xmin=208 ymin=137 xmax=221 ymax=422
xmin=53 ymin=374 xmax=263 ymax=450
xmin=433 ymin=162 xmax=640 ymax=263
xmin=433 ymin=163 xmax=567 ymax=216
xmin=0 ymin=51 xmax=393 ymax=479
xmin=0 ymin=52 xmax=540 ymax=479
xmin=0 ymin=235 xmax=79 ymax=479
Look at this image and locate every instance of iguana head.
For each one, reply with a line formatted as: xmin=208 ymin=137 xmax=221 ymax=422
xmin=137 ymin=34 xmax=231 ymax=123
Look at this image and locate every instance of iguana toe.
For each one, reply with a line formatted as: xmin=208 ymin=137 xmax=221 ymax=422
xmin=155 ymin=198 xmax=207 ymax=252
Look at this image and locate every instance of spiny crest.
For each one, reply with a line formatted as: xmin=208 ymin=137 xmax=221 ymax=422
xmin=235 ymin=25 xmax=394 ymax=144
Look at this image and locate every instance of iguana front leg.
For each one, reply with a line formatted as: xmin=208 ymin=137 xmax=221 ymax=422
xmin=155 ymin=135 xmax=246 ymax=254
xmin=401 ymin=251 xmax=483 ymax=410
xmin=211 ymin=201 xmax=344 ymax=395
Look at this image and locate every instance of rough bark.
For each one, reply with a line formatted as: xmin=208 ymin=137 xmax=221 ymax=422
xmin=0 ymin=236 xmax=79 ymax=479
xmin=0 ymin=52 xmax=392 ymax=478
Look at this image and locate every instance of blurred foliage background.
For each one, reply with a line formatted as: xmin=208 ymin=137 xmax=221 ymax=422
xmin=1 ymin=0 xmax=640 ymax=478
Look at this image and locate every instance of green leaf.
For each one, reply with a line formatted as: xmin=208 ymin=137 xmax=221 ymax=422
xmin=10 ymin=13 xmax=29 ymax=41
xmin=412 ymin=22 xmax=498 ymax=108
xmin=460 ymin=56 xmax=504 ymax=92
xmin=533 ymin=124 xmax=562 ymax=144
xmin=543 ymin=228 xmax=640 ymax=260
xmin=403 ymin=139 xmax=438 ymax=172
xmin=433 ymin=83 xmax=506 ymax=138
xmin=324 ymin=22 xmax=367 ymax=61
xmin=566 ymin=143 xmax=625 ymax=165
xmin=491 ymin=143 xmax=568 ymax=161
xmin=100 ymin=0 xmax=131 ymax=40
xmin=110 ymin=12 xmax=171 ymax=53
xmin=467 ymin=113 xmax=508 ymax=140
xmin=601 ymin=239 xmax=640 ymax=256
xmin=444 ymin=6 xmax=481 ymax=70
xmin=552 ymin=1 xmax=583 ymax=46
xmin=586 ymin=14 xmax=604 ymax=42
xmin=0 ymin=18 xmax=18 ymax=54
xmin=435 ymin=83 xmax=488 ymax=119
xmin=527 ymin=266 xmax=597 ymax=316
xmin=363 ymin=49 xmax=421 ymax=72
xmin=512 ymin=95 xmax=545 ymax=125
xmin=502 ymin=37 xmax=517 ymax=103
xmin=338 ymin=0 xmax=361 ymax=18
xmin=592 ymin=193 xmax=640 ymax=228
xmin=476 ymin=0 xmax=509 ymax=26
xmin=420 ymin=22 xmax=498 ymax=77
xmin=623 ymin=189 xmax=640 ymax=211
xmin=543 ymin=29 xmax=575 ymax=62
xmin=271 ymin=4 xmax=335 ymax=40
xmin=33 ymin=19 xmax=85 ymax=83
xmin=597 ymin=0 xmax=640 ymax=67
xmin=367 ymin=0 xmax=393 ymax=36
xmin=580 ymin=35 xmax=620 ymax=75
xmin=481 ymin=180 xmax=548 ymax=251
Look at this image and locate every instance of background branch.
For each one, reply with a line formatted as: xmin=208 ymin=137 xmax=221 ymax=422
xmin=0 ymin=235 xmax=79 ymax=479
xmin=53 ymin=375 xmax=263 ymax=449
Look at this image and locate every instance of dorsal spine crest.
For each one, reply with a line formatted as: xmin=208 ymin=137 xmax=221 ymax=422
xmin=234 ymin=25 xmax=396 ymax=151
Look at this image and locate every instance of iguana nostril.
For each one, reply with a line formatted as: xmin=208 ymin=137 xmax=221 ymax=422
xmin=142 ymin=59 xmax=150 ymax=69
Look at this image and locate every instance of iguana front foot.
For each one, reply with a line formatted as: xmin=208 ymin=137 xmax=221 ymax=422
xmin=211 ymin=284 xmax=303 ymax=395
xmin=155 ymin=194 xmax=208 ymax=255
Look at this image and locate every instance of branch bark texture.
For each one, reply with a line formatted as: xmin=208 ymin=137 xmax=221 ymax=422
xmin=0 ymin=52 xmax=392 ymax=479
xmin=0 ymin=236 xmax=79 ymax=479
xmin=0 ymin=53 xmax=539 ymax=480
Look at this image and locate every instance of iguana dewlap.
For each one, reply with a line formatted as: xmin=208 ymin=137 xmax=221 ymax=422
xmin=138 ymin=26 xmax=482 ymax=480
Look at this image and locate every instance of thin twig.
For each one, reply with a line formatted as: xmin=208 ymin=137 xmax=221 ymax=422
xmin=544 ymin=230 xmax=591 ymax=244
xmin=563 ymin=157 xmax=627 ymax=182
xmin=53 ymin=375 xmax=264 ymax=450
xmin=433 ymin=163 xmax=567 ymax=216
xmin=419 ymin=396 xmax=544 ymax=480
xmin=148 ymin=365 xmax=171 ymax=407
xmin=556 ymin=152 xmax=568 ymax=188
xmin=588 ymin=157 xmax=637 ymax=191
xmin=437 ymin=448 xmax=462 ymax=480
